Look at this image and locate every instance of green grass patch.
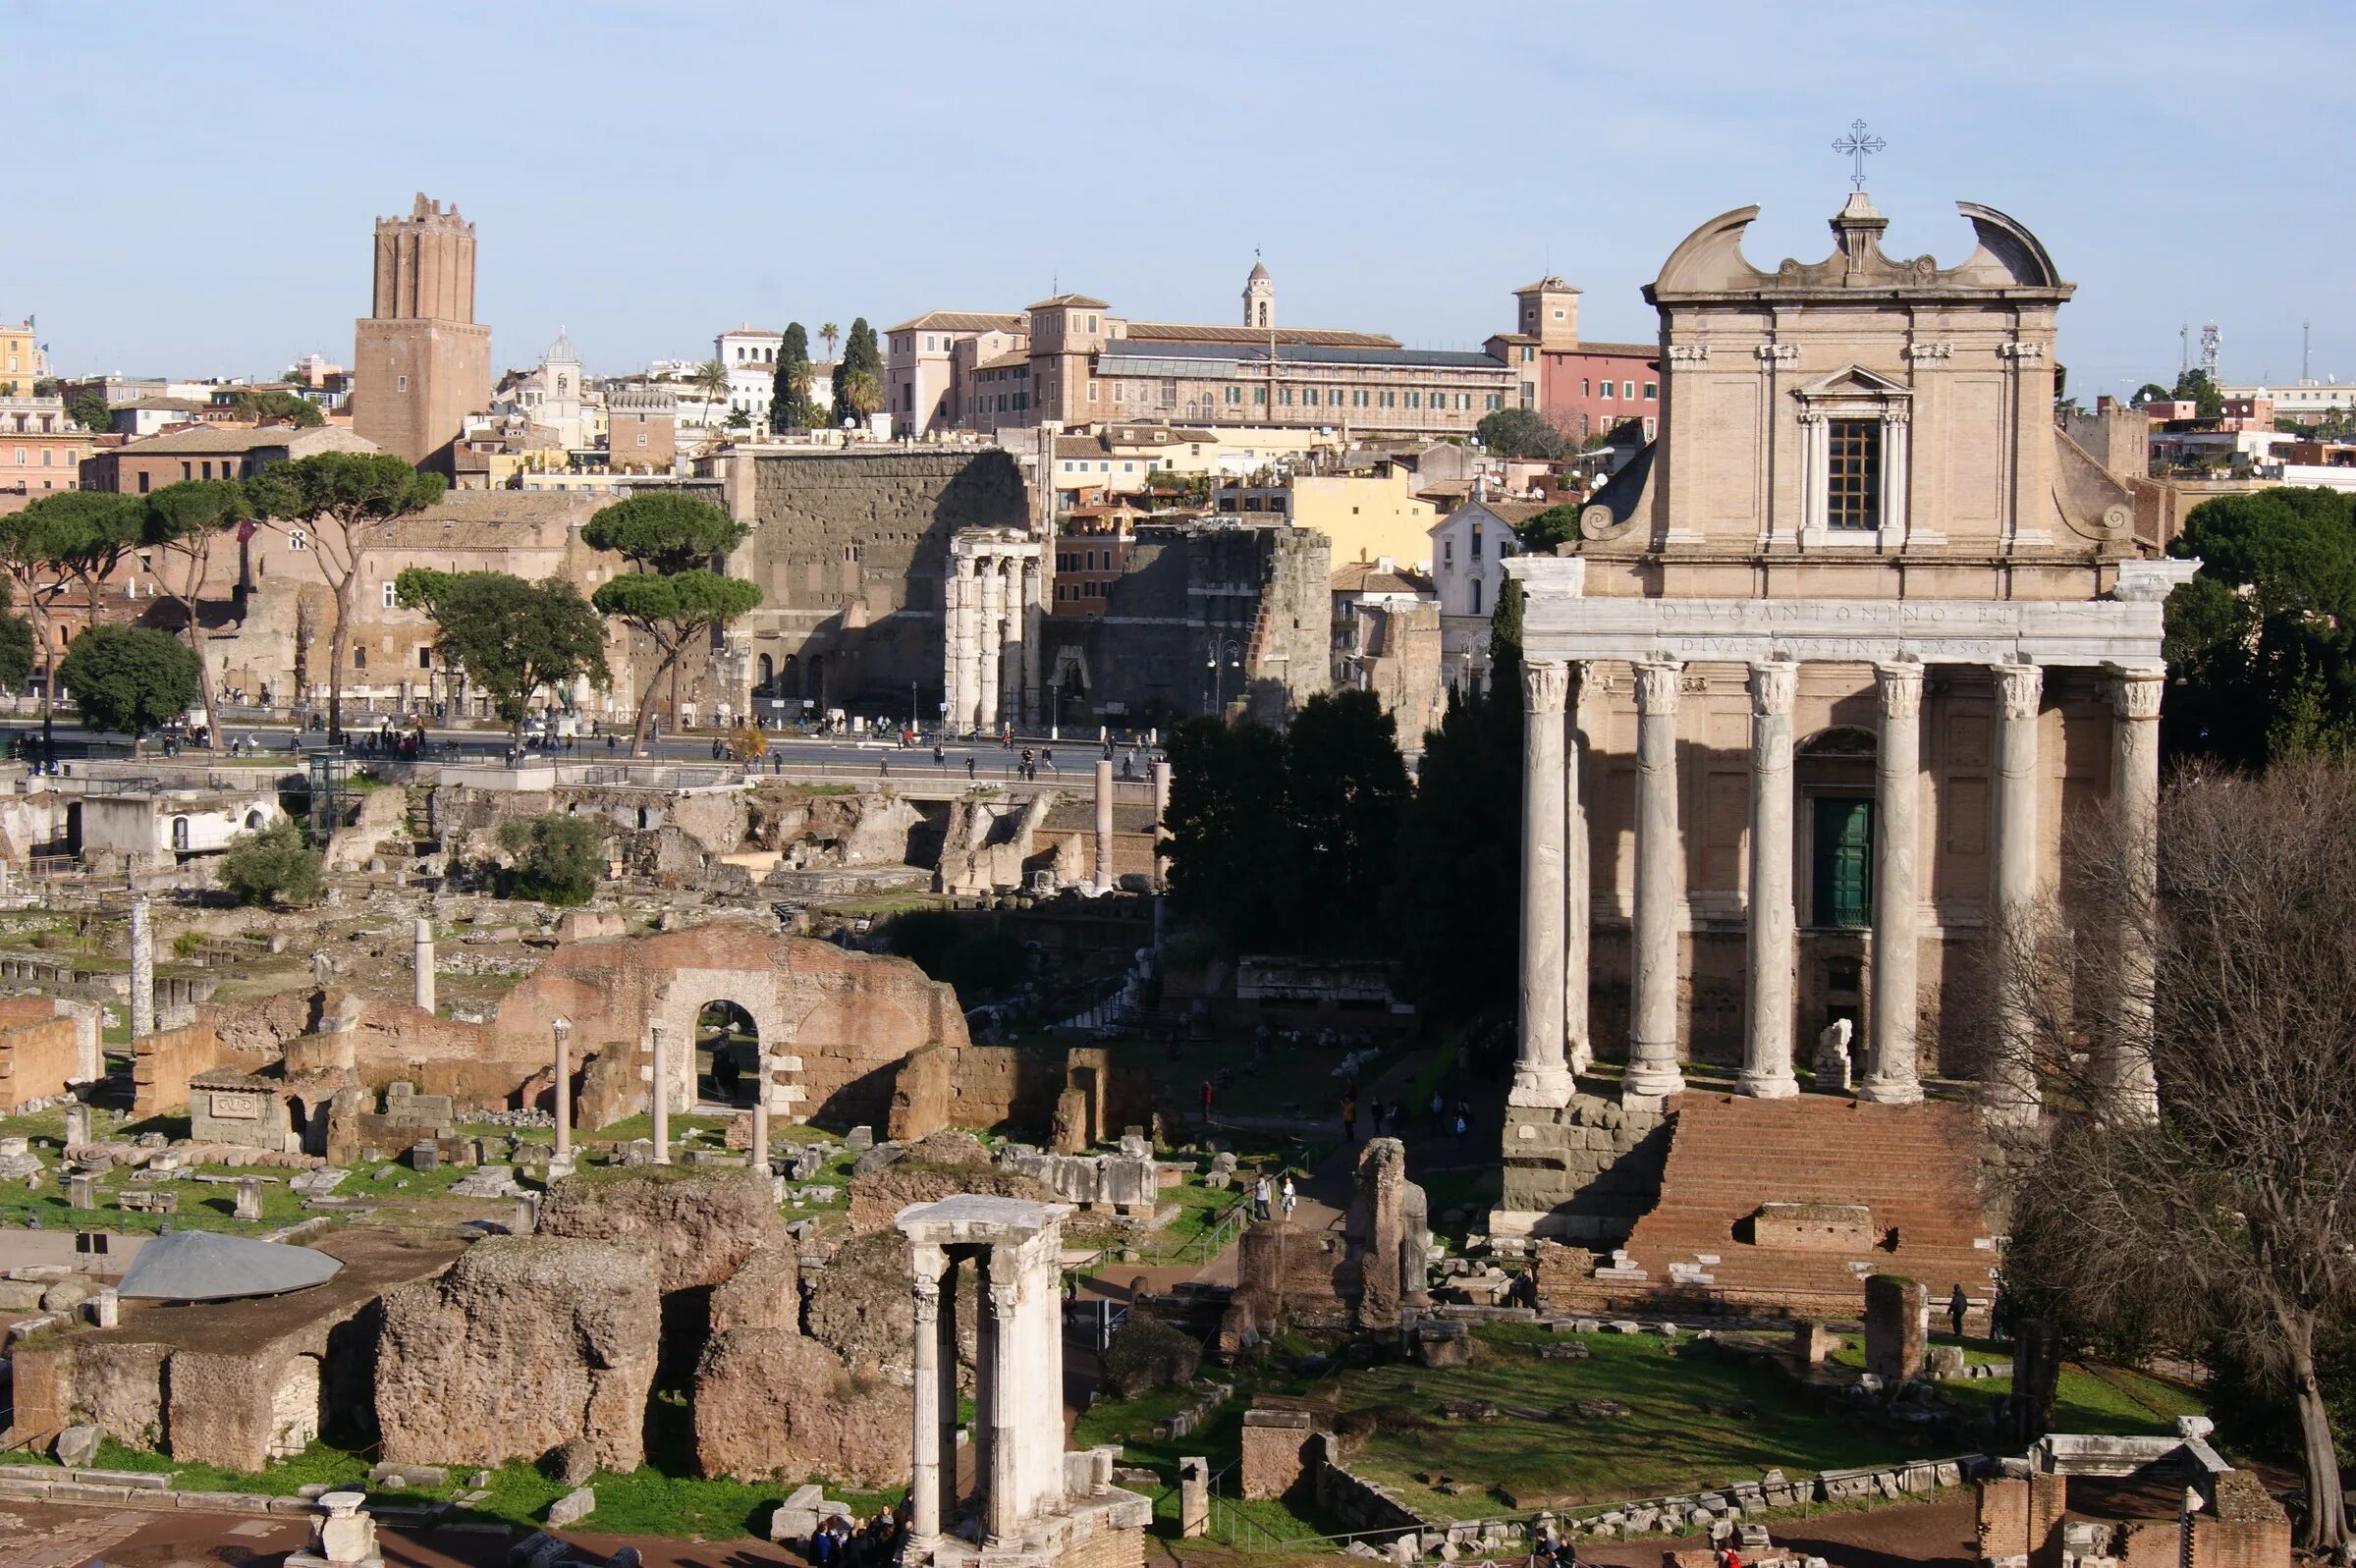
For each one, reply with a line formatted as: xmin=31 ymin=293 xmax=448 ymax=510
xmin=1938 ymin=1363 xmax=2205 ymax=1437
xmin=0 ymin=1436 xmax=876 ymax=1541
xmin=1337 ymin=1325 xmax=1897 ymax=1516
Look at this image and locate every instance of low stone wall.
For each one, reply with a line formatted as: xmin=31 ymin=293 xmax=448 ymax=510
xmin=1498 ymin=1092 xmax=1670 ymax=1246
xmin=1305 ymin=1433 xmax=1427 ymax=1540
xmin=845 ymin=1162 xmax=1058 ymax=1234
xmin=997 ymin=1146 xmax=1156 ymax=1211
xmin=0 ymin=1007 xmax=82 ymax=1112
xmin=132 ymin=1021 xmax=223 ymax=1117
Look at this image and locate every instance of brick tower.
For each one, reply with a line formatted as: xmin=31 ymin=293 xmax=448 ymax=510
xmin=352 ymin=193 xmax=490 ymax=471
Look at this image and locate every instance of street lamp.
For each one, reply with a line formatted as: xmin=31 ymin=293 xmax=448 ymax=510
xmin=1205 ymin=635 xmax=1243 ymax=720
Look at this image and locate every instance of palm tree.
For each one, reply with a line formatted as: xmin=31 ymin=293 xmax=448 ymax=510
xmin=843 ymin=369 xmax=884 ymax=419
xmin=691 ymin=358 xmax=732 ymax=424
xmin=819 ymin=323 xmax=840 ymax=362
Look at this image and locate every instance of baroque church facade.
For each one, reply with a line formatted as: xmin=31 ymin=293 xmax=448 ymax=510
xmin=1494 ymin=189 xmax=2190 ymax=1241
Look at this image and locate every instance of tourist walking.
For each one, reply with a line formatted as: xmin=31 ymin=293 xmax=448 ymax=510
xmin=965 ymin=755 xmax=978 ymax=780
xmin=1341 ymin=1091 xmax=1357 ymax=1143
xmin=1252 ymin=1172 xmax=1272 ymax=1221
xmin=1279 ymin=1173 xmax=1296 ymax=1218
xmin=1947 ymin=1282 xmax=1970 ymax=1340
xmin=1199 ymin=1079 xmax=1214 ymax=1120
xmin=1428 ymin=1089 xmax=1446 ymax=1136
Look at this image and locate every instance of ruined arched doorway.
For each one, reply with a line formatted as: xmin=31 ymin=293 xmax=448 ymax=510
xmin=694 ymin=1000 xmax=759 ymax=1108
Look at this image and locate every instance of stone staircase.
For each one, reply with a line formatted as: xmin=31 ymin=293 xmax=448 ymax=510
xmin=1541 ymin=1092 xmax=2000 ymax=1329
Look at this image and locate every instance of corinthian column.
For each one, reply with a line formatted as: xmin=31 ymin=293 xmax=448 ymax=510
xmin=1741 ymin=660 xmax=1799 ymax=1098
xmin=1625 ymin=660 xmax=1687 ymax=1105
xmin=977 ymin=560 xmax=1005 ymax=733
xmin=1511 ymin=659 xmax=1572 ymax=1108
xmin=1019 ymin=558 xmax=1043 ymax=730
xmin=2109 ymin=664 xmax=2164 ymax=1123
xmin=1859 ymin=660 xmax=1925 ymax=1105
xmin=1988 ymin=661 xmax=2045 ymax=1126
xmin=1562 ymin=666 xmax=1593 ymax=1077
xmin=950 ymin=555 xmax=980 ymax=733
xmin=908 ymin=1256 xmax=945 ymax=1541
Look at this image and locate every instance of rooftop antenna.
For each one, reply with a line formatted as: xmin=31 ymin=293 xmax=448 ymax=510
xmin=2200 ymin=321 xmax=2221 ymax=381
xmin=2303 ymin=319 xmax=2313 ymax=384
xmin=2179 ymin=323 xmax=2188 ymax=376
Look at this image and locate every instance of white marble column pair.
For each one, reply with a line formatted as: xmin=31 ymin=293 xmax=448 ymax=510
xmin=1509 ymin=660 xmax=1588 ymax=1108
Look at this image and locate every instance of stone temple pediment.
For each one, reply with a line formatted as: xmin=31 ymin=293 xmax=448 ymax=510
xmin=1647 ymin=197 xmax=2071 ymax=303
xmin=1794 ymin=364 xmax=1912 ymax=402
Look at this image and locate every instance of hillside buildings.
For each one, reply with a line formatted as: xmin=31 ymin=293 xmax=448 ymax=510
xmin=1486 ymin=277 xmax=1662 ymax=442
xmin=889 ymin=262 xmax=1517 ymax=443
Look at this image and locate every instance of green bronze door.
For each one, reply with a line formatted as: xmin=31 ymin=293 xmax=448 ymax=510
xmin=1813 ymin=797 xmax=1874 ymax=928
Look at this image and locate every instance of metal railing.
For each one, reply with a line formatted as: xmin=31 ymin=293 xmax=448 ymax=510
xmin=1071 ymin=1195 xmax=1250 ymax=1276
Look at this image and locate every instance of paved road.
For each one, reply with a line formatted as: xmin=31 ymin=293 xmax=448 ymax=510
xmin=0 ymin=717 xmax=1164 ymax=777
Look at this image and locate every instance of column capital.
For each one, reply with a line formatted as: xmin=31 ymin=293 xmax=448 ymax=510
xmin=1521 ymin=658 xmax=1571 ymax=716
xmin=1993 ymin=661 xmax=2044 ymax=720
xmin=1747 ymin=659 xmax=1797 ymax=717
xmin=1874 ymin=659 xmax=1924 ymax=719
xmin=1633 ymin=659 xmax=1684 ymax=714
xmin=2108 ymin=663 xmax=2165 ymax=721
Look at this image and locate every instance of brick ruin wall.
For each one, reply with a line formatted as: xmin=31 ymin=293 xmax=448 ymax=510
xmin=0 ymin=1006 xmax=80 ymax=1112
xmin=887 ymin=1043 xmax=1157 ymax=1144
xmin=131 ymin=1021 xmax=224 ymax=1117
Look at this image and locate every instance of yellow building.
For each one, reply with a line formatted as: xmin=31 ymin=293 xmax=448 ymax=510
xmin=1209 ymin=464 xmax=1441 ymax=571
xmin=0 ymin=318 xmax=46 ymax=395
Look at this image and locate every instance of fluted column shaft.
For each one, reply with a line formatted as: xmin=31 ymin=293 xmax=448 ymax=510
xmin=977 ymin=562 xmax=1004 ymax=732
xmin=1989 ymin=662 xmax=2045 ymax=1125
xmin=649 ymin=1021 xmax=672 ymax=1162
xmin=1562 ymin=667 xmax=1592 ymax=1077
xmin=1511 ymin=659 xmax=1572 ymax=1108
xmin=1092 ymin=758 xmax=1116 ymax=894
xmin=909 ymin=1260 xmax=944 ymax=1541
xmin=1860 ymin=661 xmax=1925 ymax=1104
xmin=552 ymin=1018 xmax=573 ymax=1163
xmin=1742 ymin=661 xmax=1799 ymax=1098
xmin=1019 ymin=561 xmax=1043 ymax=730
xmin=2109 ymin=665 xmax=2164 ymax=1122
xmin=1625 ymin=660 xmax=1687 ymax=1104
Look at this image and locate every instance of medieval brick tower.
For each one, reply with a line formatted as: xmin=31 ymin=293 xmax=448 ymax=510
xmin=352 ymin=193 xmax=490 ymax=472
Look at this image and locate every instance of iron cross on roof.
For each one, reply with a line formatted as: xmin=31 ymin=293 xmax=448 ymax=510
xmin=1833 ymin=119 xmax=1886 ymax=190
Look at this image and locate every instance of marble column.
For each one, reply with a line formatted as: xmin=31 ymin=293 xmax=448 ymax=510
xmin=551 ymin=1017 xmax=574 ymax=1164
xmin=977 ymin=561 xmax=1005 ymax=734
xmin=649 ymin=1021 xmax=672 ymax=1163
xmin=1018 ymin=560 xmax=1043 ymax=730
xmin=984 ymin=1271 xmax=1020 ymax=1544
xmin=1859 ymin=660 xmax=1925 ymax=1105
xmin=1562 ymin=667 xmax=1593 ymax=1077
xmin=412 ymin=916 xmax=435 ymax=1015
xmin=1741 ymin=660 xmax=1800 ymax=1098
xmin=1625 ymin=660 xmax=1687 ymax=1104
xmin=951 ymin=556 xmax=981 ymax=733
xmin=1092 ymin=758 xmax=1116 ymax=894
xmin=130 ymin=895 xmax=155 ymax=1041
xmin=1511 ymin=659 xmax=1572 ymax=1108
xmin=1989 ymin=661 xmax=2045 ymax=1126
xmin=936 ymin=1258 xmax=961 ymax=1511
xmin=750 ymin=1054 xmax=772 ymax=1173
xmin=2109 ymin=664 xmax=2165 ymax=1122
xmin=1150 ymin=759 xmax=1173 ymax=890
xmin=908 ymin=1254 xmax=944 ymax=1541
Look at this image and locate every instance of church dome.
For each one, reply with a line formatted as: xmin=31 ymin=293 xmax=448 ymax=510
xmin=546 ymin=327 xmax=579 ymax=365
xmin=1246 ymin=258 xmax=1271 ymax=283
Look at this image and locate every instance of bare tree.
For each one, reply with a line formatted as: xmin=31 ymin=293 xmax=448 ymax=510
xmin=1990 ymin=758 xmax=2355 ymax=1552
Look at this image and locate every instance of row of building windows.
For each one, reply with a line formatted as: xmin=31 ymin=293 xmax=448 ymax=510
xmin=8 ymin=448 xmax=81 ymax=466
xmin=1582 ymin=379 xmax=1658 ymax=402
xmin=1055 ymin=549 xmax=1120 ymax=571
xmin=1054 ymin=579 xmax=1108 ymax=602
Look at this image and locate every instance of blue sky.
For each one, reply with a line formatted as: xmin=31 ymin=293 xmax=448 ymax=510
xmin=11 ymin=1 xmax=2346 ymax=402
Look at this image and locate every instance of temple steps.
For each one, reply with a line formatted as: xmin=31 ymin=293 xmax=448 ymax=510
xmin=1540 ymin=1092 xmax=1999 ymax=1328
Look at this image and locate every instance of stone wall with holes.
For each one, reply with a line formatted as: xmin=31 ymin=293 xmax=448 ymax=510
xmin=734 ymin=450 xmax=1029 ymax=714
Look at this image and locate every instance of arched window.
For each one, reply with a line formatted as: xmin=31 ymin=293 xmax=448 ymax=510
xmin=1469 ymin=578 xmax=1483 ymax=616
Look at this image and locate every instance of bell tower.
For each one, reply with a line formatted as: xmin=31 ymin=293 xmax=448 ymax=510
xmin=1242 ymin=254 xmax=1274 ymax=331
